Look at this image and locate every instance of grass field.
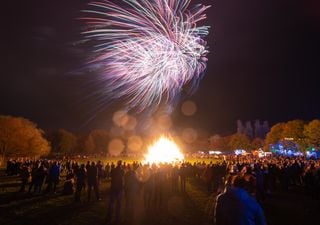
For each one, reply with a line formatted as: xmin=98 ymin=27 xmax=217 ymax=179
xmin=0 ymin=173 xmax=213 ymax=225
xmin=0 ymin=165 xmax=319 ymax=225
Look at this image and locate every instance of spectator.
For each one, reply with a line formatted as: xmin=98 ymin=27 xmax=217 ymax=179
xmin=215 ymin=175 xmax=266 ymax=225
xmin=19 ymin=165 xmax=30 ymax=192
xmin=124 ymin=164 xmax=140 ymax=221
xmin=74 ymin=164 xmax=86 ymax=202
xmin=45 ymin=161 xmax=60 ymax=193
xmin=107 ymin=160 xmax=125 ymax=224
xmin=62 ymin=170 xmax=74 ymax=195
xmin=87 ymin=162 xmax=101 ymax=201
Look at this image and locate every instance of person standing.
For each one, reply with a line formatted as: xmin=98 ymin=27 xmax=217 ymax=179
xmin=97 ymin=160 xmax=103 ymax=184
xmin=179 ymin=163 xmax=187 ymax=192
xmin=107 ymin=160 xmax=125 ymax=224
xmin=62 ymin=169 xmax=75 ymax=195
xmin=28 ymin=163 xmax=38 ymax=193
xmin=19 ymin=165 xmax=30 ymax=192
xmin=87 ymin=162 xmax=101 ymax=201
xmin=46 ymin=161 xmax=60 ymax=193
xmin=124 ymin=164 xmax=140 ymax=221
xmin=74 ymin=164 xmax=86 ymax=202
xmin=34 ymin=164 xmax=47 ymax=194
xmin=215 ymin=175 xmax=266 ymax=225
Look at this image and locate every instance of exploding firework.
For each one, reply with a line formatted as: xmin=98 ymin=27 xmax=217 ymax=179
xmin=81 ymin=0 xmax=210 ymax=111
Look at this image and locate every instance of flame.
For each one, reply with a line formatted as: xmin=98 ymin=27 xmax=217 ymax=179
xmin=144 ymin=136 xmax=184 ymax=164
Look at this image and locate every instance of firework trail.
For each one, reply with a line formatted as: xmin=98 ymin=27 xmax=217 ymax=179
xmin=81 ymin=0 xmax=210 ymax=112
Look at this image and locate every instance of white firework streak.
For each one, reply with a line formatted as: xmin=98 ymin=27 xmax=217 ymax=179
xmin=81 ymin=0 xmax=210 ymax=111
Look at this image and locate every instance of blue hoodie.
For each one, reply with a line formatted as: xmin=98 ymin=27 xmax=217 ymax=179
xmin=215 ymin=187 xmax=266 ymax=225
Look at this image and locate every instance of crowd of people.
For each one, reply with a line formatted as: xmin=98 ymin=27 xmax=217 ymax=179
xmin=4 ymin=156 xmax=320 ymax=224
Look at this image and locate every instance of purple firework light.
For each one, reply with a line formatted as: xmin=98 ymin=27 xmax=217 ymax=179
xmin=81 ymin=0 xmax=210 ymax=112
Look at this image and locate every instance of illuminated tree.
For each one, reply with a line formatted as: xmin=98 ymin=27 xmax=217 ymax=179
xmin=89 ymin=129 xmax=110 ymax=153
xmin=77 ymin=134 xmax=95 ymax=154
xmin=282 ymin=120 xmax=306 ymax=151
xmin=209 ymin=135 xmax=230 ymax=151
xmin=265 ymin=123 xmax=285 ymax=149
xmin=49 ymin=129 xmax=77 ymax=154
xmin=304 ymin=119 xmax=320 ymax=149
xmin=251 ymin=137 xmax=264 ymax=150
xmin=0 ymin=115 xmax=50 ymax=159
xmin=209 ymin=135 xmax=221 ymax=149
xmin=228 ymin=133 xmax=251 ymax=151
xmin=282 ymin=120 xmax=305 ymax=140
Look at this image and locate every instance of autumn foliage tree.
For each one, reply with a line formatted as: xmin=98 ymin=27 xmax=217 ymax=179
xmin=265 ymin=120 xmax=308 ymax=151
xmin=228 ymin=133 xmax=251 ymax=151
xmin=265 ymin=123 xmax=285 ymax=150
xmin=0 ymin=115 xmax=50 ymax=159
xmin=304 ymin=119 xmax=320 ymax=149
xmin=281 ymin=120 xmax=304 ymax=138
xmin=76 ymin=134 xmax=95 ymax=154
xmin=48 ymin=129 xmax=77 ymax=154
xmin=282 ymin=120 xmax=306 ymax=149
xmin=209 ymin=135 xmax=230 ymax=151
xmin=251 ymin=137 xmax=264 ymax=150
xmin=89 ymin=129 xmax=110 ymax=153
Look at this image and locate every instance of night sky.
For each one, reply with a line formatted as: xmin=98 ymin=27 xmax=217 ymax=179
xmin=1 ymin=0 xmax=320 ymax=135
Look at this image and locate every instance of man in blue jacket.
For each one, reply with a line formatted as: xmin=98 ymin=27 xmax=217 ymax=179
xmin=215 ymin=175 xmax=266 ymax=225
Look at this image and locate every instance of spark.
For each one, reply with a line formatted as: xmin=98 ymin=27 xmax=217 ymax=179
xmin=81 ymin=0 xmax=210 ymax=111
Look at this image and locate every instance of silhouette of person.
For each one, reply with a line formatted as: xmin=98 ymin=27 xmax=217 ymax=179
xmin=107 ymin=160 xmax=125 ymax=224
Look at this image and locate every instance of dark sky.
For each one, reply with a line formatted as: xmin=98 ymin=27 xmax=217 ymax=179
xmin=1 ymin=0 xmax=320 ymax=135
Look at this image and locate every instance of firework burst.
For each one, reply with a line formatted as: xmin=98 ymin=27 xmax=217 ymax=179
xmin=81 ymin=0 xmax=210 ymax=111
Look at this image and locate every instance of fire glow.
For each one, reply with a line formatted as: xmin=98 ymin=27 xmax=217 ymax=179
xmin=144 ymin=136 xmax=184 ymax=164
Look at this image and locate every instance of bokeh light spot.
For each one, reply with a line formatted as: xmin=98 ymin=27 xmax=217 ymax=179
xmin=181 ymin=100 xmax=197 ymax=116
xmin=128 ymin=135 xmax=143 ymax=152
xmin=182 ymin=128 xmax=198 ymax=143
xmin=108 ymin=138 xmax=125 ymax=156
xmin=157 ymin=115 xmax=172 ymax=130
xmin=112 ymin=110 xmax=129 ymax=127
xmin=124 ymin=116 xmax=137 ymax=130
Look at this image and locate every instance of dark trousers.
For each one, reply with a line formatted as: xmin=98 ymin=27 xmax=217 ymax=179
xmin=75 ymin=183 xmax=84 ymax=202
xmin=144 ymin=189 xmax=153 ymax=210
xmin=28 ymin=180 xmax=35 ymax=193
xmin=45 ymin=178 xmax=58 ymax=193
xmin=19 ymin=179 xmax=28 ymax=192
xmin=180 ymin=177 xmax=186 ymax=192
xmin=87 ymin=181 xmax=99 ymax=200
xmin=125 ymin=191 xmax=137 ymax=221
xmin=107 ymin=190 xmax=122 ymax=223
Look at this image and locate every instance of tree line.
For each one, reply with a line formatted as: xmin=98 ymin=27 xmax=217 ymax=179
xmin=209 ymin=119 xmax=320 ymax=152
xmin=0 ymin=115 xmax=50 ymax=161
xmin=0 ymin=115 xmax=114 ymax=161
xmin=1 ymin=115 xmax=320 ymax=162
